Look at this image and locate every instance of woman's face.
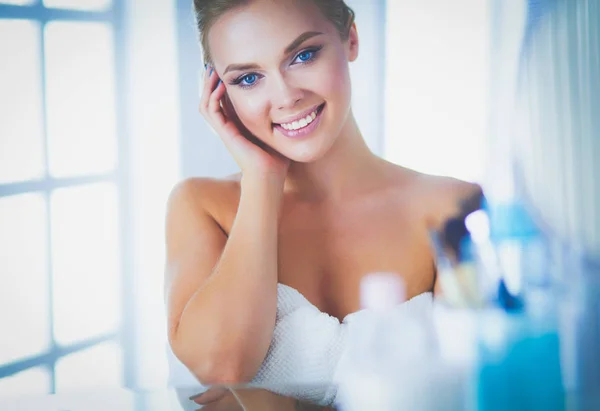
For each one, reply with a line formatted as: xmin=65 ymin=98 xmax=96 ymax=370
xmin=208 ymin=0 xmax=359 ymax=163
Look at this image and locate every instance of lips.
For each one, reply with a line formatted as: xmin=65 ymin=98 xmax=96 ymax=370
xmin=274 ymin=103 xmax=325 ymax=130
xmin=273 ymin=104 xmax=325 ymax=139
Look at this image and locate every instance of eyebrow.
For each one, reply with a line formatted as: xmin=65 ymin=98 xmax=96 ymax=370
xmin=284 ymin=31 xmax=323 ymax=54
xmin=222 ymin=31 xmax=324 ymax=75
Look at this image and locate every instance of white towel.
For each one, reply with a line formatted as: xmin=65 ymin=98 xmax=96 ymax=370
xmin=251 ymin=284 xmax=347 ymax=404
xmin=167 ymin=283 xmax=434 ymax=407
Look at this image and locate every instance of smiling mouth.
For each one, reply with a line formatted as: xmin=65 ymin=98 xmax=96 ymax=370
xmin=273 ymin=104 xmax=325 ymax=131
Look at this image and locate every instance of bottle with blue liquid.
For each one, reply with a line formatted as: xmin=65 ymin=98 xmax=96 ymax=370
xmin=484 ymin=0 xmax=600 ymax=407
xmin=475 ymin=202 xmax=565 ymax=411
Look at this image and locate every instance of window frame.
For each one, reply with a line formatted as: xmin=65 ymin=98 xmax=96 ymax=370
xmin=0 ymin=0 xmax=137 ymax=392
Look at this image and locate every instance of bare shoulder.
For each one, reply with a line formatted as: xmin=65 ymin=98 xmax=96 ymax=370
xmin=383 ymin=163 xmax=482 ymax=228
xmin=166 ymin=174 xmax=242 ymax=231
xmin=416 ymin=172 xmax=481 ymax=200
xmin=167 ymin=173 xmax=241 ymax=203
xmin=416 ymin=173 xmax=482 ymax=228
xmin=382 ymin=161 xmax=479 ymax=194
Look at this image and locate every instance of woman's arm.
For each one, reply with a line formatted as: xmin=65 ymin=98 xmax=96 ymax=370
xmin=164 ymin=175 xmax=284 ymax=385
xmin=190 ymin=387 xmax=336 ymax=411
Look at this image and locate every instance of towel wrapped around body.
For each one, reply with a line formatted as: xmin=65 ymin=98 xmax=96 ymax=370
xmin=167 ymin=283 xmax=434 ymax=408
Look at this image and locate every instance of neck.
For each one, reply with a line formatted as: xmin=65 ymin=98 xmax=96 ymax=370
xmin=284 ymin=111 xmax=381 ymax=202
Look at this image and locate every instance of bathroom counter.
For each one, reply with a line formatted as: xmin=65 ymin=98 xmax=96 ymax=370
xmin=0 ymin=384 xmax=593 ymax=410
xmin=0 ymin=385 xmax=335 ymax=411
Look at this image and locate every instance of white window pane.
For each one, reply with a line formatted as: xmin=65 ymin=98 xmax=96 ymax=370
xmin=0 ymin=0 xmax=35 ymax=5
xmin=44 ymin=22 xmax=117 ymax=178
xmin=384 ymin=0 xmax=488 ymax=183
xmin=55 ymin=342 xmax=123 ymax=392
xmin=43 ymin=0 xmax=111 ymax=11
xmin=0 ymin=194 xmax=50 ymax=364
xmin=0 ymin=367 xmax=51 ymax=398
xmin=51 ymin=183 xmax=121 ymax=345
xmin=0 ymin=20 xmax=45 ymax=184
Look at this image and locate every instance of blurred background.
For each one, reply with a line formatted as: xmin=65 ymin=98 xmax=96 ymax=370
xmin=0 ymin=0 xmax=492 ymax=396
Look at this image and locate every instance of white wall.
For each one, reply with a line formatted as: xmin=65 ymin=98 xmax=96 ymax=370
xmin=384 ymin=0 xmax=490 ymax=183
xmin=347 ymin=0 xmax=387 ymax=156
xmin=125 ymin=0 xmax=181 ymax=389
xmin=176 ymin=0 xmax=238 ymax=179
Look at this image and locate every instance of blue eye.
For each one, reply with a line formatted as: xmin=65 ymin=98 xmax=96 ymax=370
xmin=292 ymin=46 xmax=323 ymax=65
xmin=242 ymin=74 xmax=257 ymax=85
xmin=297 ymin=51 xmax=312 ymax=61
xmin=231 ymin=72 xmax=263 ymax=89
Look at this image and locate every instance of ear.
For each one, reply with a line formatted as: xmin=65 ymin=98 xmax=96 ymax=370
xmin=347 ymin=22 xmax=359 ymax=62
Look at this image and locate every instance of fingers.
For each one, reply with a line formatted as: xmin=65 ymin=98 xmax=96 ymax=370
xmin=199 ymin=65 xmax=229 ymax=132
xmin=191 ymin=388 xmax=243 ymax=411
xmin=199 ymin=65 xmax=215 ymax=113
xmin=208 ymin=80 xmax=226 ymax=120
xmin=199 ymin=65 xmax=221 ymax=113
xmin=190 ymin=387 xmax=228 ymax=405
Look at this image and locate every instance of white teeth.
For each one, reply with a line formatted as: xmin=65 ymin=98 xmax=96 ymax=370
xmin=279 ymin=108 xmax=319 ymax=131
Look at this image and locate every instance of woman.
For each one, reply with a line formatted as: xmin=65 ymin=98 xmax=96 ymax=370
xmin=165 ymin=0 xmax=479 ymax=393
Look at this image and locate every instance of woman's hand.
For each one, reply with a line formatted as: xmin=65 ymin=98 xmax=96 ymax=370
xmin=199 ymin=65 xmax=290 ymax=183
xmin=191 ymin=386 xmax=333 ymax=411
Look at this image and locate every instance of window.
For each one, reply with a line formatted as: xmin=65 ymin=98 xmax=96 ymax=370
xmin=0 ymin=0 xmax=132 ymax=395
xmin=384 ymin=0 xmax=489 ymax=183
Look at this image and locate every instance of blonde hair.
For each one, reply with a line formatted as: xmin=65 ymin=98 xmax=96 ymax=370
xmin=193 ymin=0 xmax=355 ymax=64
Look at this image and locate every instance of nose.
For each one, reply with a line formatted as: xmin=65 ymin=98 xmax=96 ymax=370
xmin=272 ymin=75 xmax=304 ymax=110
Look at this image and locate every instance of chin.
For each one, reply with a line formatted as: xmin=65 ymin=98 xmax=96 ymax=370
xmin=287 ymin=150 xmax=322 ymax=163
xmin=282 ymin=140 xmax=336 ymax=163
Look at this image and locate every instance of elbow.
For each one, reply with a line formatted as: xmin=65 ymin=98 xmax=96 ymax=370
xmin=197 ymin=360 xmax=249 ymax=386
xmin=169 ymin=336 xmax=252 ymax=386
xmin=192 ymin=355 xmax=250 ymax=386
